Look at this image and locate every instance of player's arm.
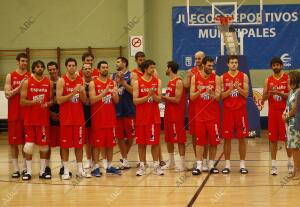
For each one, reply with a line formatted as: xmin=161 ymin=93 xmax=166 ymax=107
xmin=132 ymin=80 xmax=149 ymax=105
xmin=236 ymin=74 xmax=249 ymax=98
xmin=183 ymin=69 xmax=192 ymax=88
xmin=4 ymin=74 xmax=22 ymax=99
xmin=131 ymin=72 xmax=138 ymax=82
xmin=221 ymin=75 xmax=233 ymax=100
xmin=112 ymin=81 xmax=119 ymax=104
xmin=43 ymin=81 xmax=54 ymax=108
xmin=56 ymin=78 xmax=76 ymax=104
xmin=190 ymin=75 xmax=201 ymax=101
xmin=20 ymin=80 xmax=36 ymax=106
xmin=89 ymin=81 xmax=102 ymax=104
xmin=79 ymin=83 xmax=87 ymax=103
xmin=262 ymin=78 xmax=269 ymax=102
xmin=214 ymin=75 xmax=221 ymax=101
xmin=121 ymin=74 xmax=133 ymax=94
xmin=154 ymin=69 xmax=159 ymax=79
xmin=152 ymin=79 xmax=162 ymax=103
xmin=162 ymin=79 xmax=183 ymax=104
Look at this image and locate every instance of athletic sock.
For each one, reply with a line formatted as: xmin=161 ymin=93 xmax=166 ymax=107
xmin=225 ymin=160 xmax=231 ymax=169
xmin=153 ymin=161 xmax=159 ymax=168
xmin=77 ymin=162 xmax=83 ymax=174
xmin=63 ymin=161 xmax=69 ymax=175
xmin=240 ymin=160 xmax=246 ymax=169
xmin=45 ymin=159 xmax=50 ymax=167
xmin=26 ymin=160 xmax=32 ymax=175
xmin=196 ymin=160 xmax=202 ymax=170
xmin=169 ymin=153 xmax=175 ymax=163
xmin=209 ymin=160 xmax=215 ymax=169
xmin=12 ymin=159 xmax=19 ymax=172
xmin=271 ymin=160 xmax=276 ymax=167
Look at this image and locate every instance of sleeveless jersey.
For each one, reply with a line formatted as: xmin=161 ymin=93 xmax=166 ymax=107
xmin=267 ymin=73 xmax=288 ymax=111
xmin=132 ymin=68 xmax=143 ymax=79
xmin=79 ymin=68 xmax=99 ymax=78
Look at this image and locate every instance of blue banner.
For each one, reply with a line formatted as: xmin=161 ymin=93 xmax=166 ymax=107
xmin=173 ymin=5 xmax=300 ymax=70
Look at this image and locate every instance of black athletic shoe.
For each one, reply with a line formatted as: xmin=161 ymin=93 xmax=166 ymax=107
xmin=210 ymin=168 xmax=219 ymax=174
xmin=240 ymin=168 xmax=248 ymax=174
xmin=59 ymin=166 xmax=72 ymax=177
xmin=45 ymin=166 xmax=52 ymax=176
xmin=11 ymin=171 xmax=21 ymax=178
xmin=192 ymin=168 xmax=201 ymax=176
xmin=222 ymin=168 xmax=231 ymax=174
xmin=22 ymin=173 xmax=32 ymax=181
xmin=39 ymin=172 xmax=51 ymax=179
xmin=159 ymin=161 xmax=166 ymax=167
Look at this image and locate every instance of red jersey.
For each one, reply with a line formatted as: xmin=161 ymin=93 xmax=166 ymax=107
xmin=23 ymin=76 xmax=51 ymax=126
xmin=222 ymin=71 xmax=247 ymax=110
xmin=60 ymin=75 xmax=85 ymax=125
xmin=8 ymin=70 xmax=31 ymax=121
xmin=267 ymin=73 xmax=288 ymax=111
xmin=79 ymin=68 xmax=99 ymax=78
xmin=132 ymin=68 xmax=143 ymax=79
xmin=194 ymin=72 xmax=220 ymax=121
xmin=91 ymin=78 xmax=116 ymax=128
xmin=136 ymin=76 xmax=160 ymax=126
xmin=164 ymin=77 xmax=186 ymax=122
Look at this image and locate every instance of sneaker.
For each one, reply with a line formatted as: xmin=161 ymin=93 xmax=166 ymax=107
xmin=45 ymin=166 xmax=52 ymax=176
xmin=192 ymin=168 xmax=201 ymax=176
xmin=106 ymin=166 xmax=122 ymax=176
xmin=136 ymin=165 xmax=145 ymax=176
xmin=159 ymin=161 xmax=166 ymax=167
xmin=22 ymin=173 xmax=32 ymax=181
xmin=84 ymin=162 xmax=92 ymax=169
xmin=153 ymin=166 xmax=164 ymax=176
xmin=221 ymin=168 xmax=231 ymax=174
xmin=59 ymin=166 xmax=72 ymax=177
xmin=62 ymin=173 xmax=71 ymax=180
xmin=39 ymin=172 xmax=51 ymax=179
xmin=288 ymin=163 xmax=294 ymax=174
xmin=91 ymin=168 xmax=102 ymax=177
xmin=210 ymin=167 xmax=220 ymax=174
xmin=11 ymin=171 xmax=21 ymax=178
xmin=161 ymin=160 xmax=175 ymax=170
xmin=76 ymin=171 xmax=92 ymax=178
xmin=22 ymin=170 xmax=27 ymax=176
xmin=202 ymin=160 xmax=209 ymax=172
xmin=270 ymin=166 xmax=278 ymax=176
xmin=119 ymin=159 xmax=131 ymax=170
xmin=102 ymin=160 xmax=108 ymax=170
xmin=175 ymin=165 xmax=186 ymax=172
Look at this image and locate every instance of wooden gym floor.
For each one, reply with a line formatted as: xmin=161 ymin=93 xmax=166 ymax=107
xmin=0 ymin=131 xmax=299 ymax=207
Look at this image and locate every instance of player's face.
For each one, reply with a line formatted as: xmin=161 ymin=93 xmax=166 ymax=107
xmin=272 ymin=63 xmax=282 ymax=74
xmin=47 ymin=65 xmax=58 ymax=79
xmin=136 ymin=57 xmax=145 ymax=68
xmin=84 ymin=56 xmax=93 ymax=67
xmin=195 ymin=53 xmax=204 ymax=67
xmin=100 ymin=64 xmax=109 ymax=77
xmin=165 ymin=67 xmax=170 ymax=76
xmin=17 ymin=58 xmax=28 ymax=70
xmin=83 ymin=64 xmax=92 ymax=78
xmin=66 ymin=62 xmax=77 ymax=75
xmin=34 ymin=64 xmax=45 ymax=76
xmin=145 ymin=64 xmax=156 ymax=76
xmin=203 ymin=61 xmax=214 ymax=75
xmin=116 ymin=59 xmax=123 ymax=71
xmin=227 ymin=59 xmax=238 ymax=71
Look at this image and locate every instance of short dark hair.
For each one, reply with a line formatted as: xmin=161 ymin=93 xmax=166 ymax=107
xmin=117 ymin=57 xmax=129 ymax=68
xmin=82 ymin=52 xmax=94 ymax=61
xmin=141 ymin=59 xmax=155 ymax=73
xmin=227 ymin=55 xmax=239 ymax=64
xmin=288 ymin=71 xmax=300 ymax=89
xmin=47 ymin=61 xmax=58 ymax=69
xmin=167 ymin=61 xmax=179 ymax=74
xmin=16 ymin=53 xmax=28 ymax=61
xmin=97 ymin=61 xmax=108 ymax=69
xmin=270 ymin=57 xmax=283 ymax=67
xmin=135 ymin=51 xmax=145 ymax=60
xmin=31 ymin=60 xmax=45 ymax=73
xmin=202 ymin=56 xmax=214 ymax=65
xmin=65 ymin=58 xmax=77 ymax=67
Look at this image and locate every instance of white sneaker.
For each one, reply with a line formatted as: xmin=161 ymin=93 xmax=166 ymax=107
xmin=161 ymin=160 xmax=175 ymax=170
xmin=102 ymin=160 xmax=108 ymax=170
xmin=84 ymin=162 xmax=92 ymax=169
xmin=175 ymin=165 xmax=186 ymax=172
xmin=76 ymin=170 xmax=92 ymax=178
xmin=62 ymin=173 xmax=71 ymax=180
xmin=288 ymin=163 xmax=294 ymax=174
xmin=153 ymin=166 xmax=164 ymax=176
xmin=270 ymin=166 xmax=278 ymax=176
xmin=136 ymin=165 xmax=145 ymax=176
xmin=202 ymin=161 xmax=209 ymax=172
xmin=119 ymin=159 xmax=131 ymax=170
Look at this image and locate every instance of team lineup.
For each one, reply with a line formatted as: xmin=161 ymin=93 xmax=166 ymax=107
xmin=4 ymin=51 xmax=300 ymax=181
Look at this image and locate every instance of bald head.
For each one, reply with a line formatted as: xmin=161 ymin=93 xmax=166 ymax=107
xmin=195 ymin=51 xmax=205 ymax=67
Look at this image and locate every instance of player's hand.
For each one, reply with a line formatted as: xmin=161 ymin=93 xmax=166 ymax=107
xmin=73 ymin=85 xmax=82 ymax=93
xmin=41 ymin=102 xmax=48 ymax=108
xmin=148 ymin=88 xmax=155 ymax=96
xmin=228 ymin=82 xmax=234 ymax=91
xmin=233 ymin=81 xmax=240 ymax=89
xmin=282 ymin=112 xmax=288 ymax=122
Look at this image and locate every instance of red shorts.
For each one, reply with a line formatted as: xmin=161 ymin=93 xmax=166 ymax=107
xmin=136 ymin=124 xmax=160 ymax=145
xmin=60 ymin=125 xmax=85 ymax=149
xmin=188 ymin=100 xmax=196 ymax=136
xmin=164 ymin=120 xmax=186 ymax=143
xmin=85 ymin=127 xmax=93 ymax=144
xmin=49 ymin=126 xmax=60 ymax=147
xmin=116 ymin=117 xmax=136 ymax=139
xmin=222 ymin=107 xmax=249 ymax=139
xmin=195 ymin=121 xmax=221 ymax=146
xmin=8 ymin=120 xmax=24 ymax=145
xmin=92 ymin=128 xmax=116 ymax=148
xmin=268 ymin=109 xmax=286 ymax=142
xmin=25 ymin=126 xmax=49 ymax=146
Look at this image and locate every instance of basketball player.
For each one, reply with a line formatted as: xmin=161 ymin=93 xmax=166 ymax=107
xmin=4 ymin=53 xmax=31 ymax=178
xmin=89 ymin=61 xmax=121 ymax=176
xmin=113 ymin=57 xmax=135 ymax=170
xmin=56 ymin=58 xmax=91 ymax=180
xmin=184 ymin=51 xmax=209 ymax=171
xmin=190 ymin=56 xmax=221 ymax=175
xmin=82 ymin=63 xmax=94 ymax=170
xmin=161 ymin=61 xmax=186 ymax=172
xmin=133 ymin=60 xmax=164 ymax=176
xmin=221 ymin=55 xmax=249 ymax=174
xmin=20 ymin=60 xmax=52 ymax=180
xmin=79 ymin=52 xmax=99 ymax=78
xmin=262 ymin=57 xmax=293 ymax=175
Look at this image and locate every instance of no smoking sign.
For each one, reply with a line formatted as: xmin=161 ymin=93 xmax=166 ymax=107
xmin=130 ymin=35 xmax=144 ymax=56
